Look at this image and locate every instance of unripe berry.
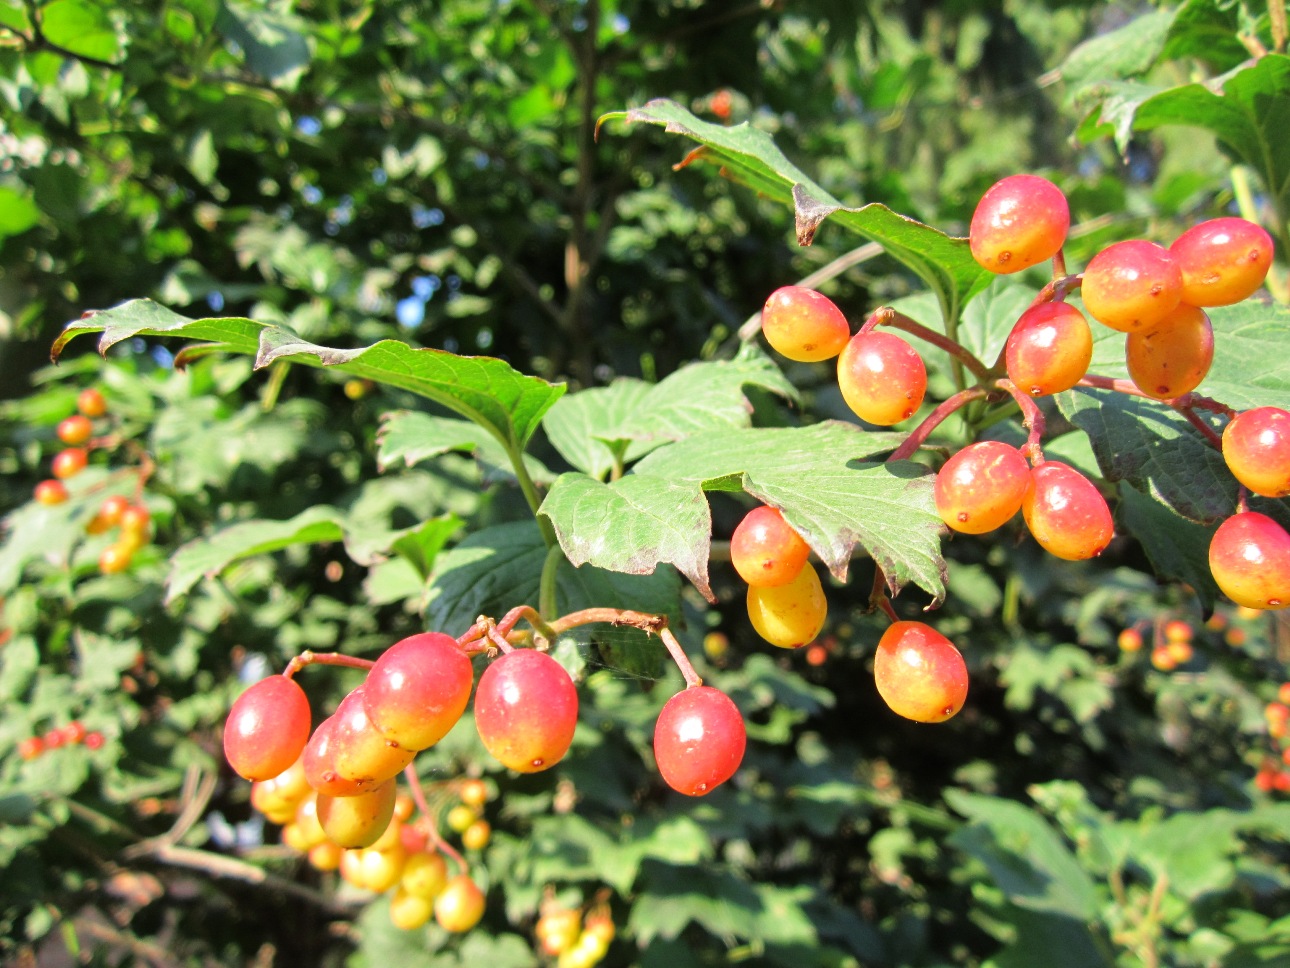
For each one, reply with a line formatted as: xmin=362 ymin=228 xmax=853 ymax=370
xmin=434 ymin=875 xmax=486 ymax=933
xmin=969 ymin=174 xmax=1070 ymax=274
xmin=1005 ymin=302 xmax=1093 ymax=396
xmin=837 ymin=331 xmax=926 ymax=426
xmin=746 ymin=562 xmax=828 ymax=648
xmin=760 ymin=286 xmax=851 ymax=362
xmin=1081 ymin=240 xmax=1183 ymax=333
xmin=1223 ymin=407 xmax=1290 ymax=498
xmin=1170 ymin=217 xmax=1274 ymax=306
xmin=873 ymin=621 xmax=968 ymax=723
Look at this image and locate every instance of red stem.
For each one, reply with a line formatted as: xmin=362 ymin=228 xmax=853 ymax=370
xmin=994 ymin=378 xmax=1047 ymax=464
xmin=1052 ymin=249 xmax=1068 ymax=280
xmin=868 ymin=567 xmax=900 ymax=623
xmin=660 ymin=628 xmax=703 ymax=688
xmin=861 ymin=307 xmax=993 ymax=384
xmin=1078 ymin=375 xmax=1229 ymax=451
xmin=282 ymin=651 xmax=375 ymax=680
xmin=888 ymin=387 xmax=992 ymax=462
xmin=403 ymin=765 xmax=468 ymax=877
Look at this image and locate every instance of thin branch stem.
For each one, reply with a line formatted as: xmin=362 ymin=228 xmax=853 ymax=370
xmin=994 ymin=379 xmax=1048 ymax=462
xmin=888 ymin=387 xmax=993 ymax=462
xmin=660 ymin=627 xmax=702 ymax=688
xmin=403 ymin=765 xmax=468 ymax=877
xmin=282 ymin=651 xmax=375 ymax=679
xmin=146 ymin=844 xmax=355 ymax=914
xmin=860 ymin=307 xmax=992 ymax=383
xmin=539 ymin=543 xmax=563 ymax=621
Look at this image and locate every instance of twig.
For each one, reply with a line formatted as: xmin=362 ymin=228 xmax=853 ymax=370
xmin=403 ymin=765 xmax=468 ymax=877
xmin=282 ymin=651 xmax=375 ymax=679
xmin=145 ymin=844 xmax=356 ymax=915
xmin=887 ymin=387 xmax=993 ymax=462
xmin=860 ymin=307 xmax=993 ymax=384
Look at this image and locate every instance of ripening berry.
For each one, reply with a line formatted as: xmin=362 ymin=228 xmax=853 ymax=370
xmin=86 ymin=494 xmax=130 ymax=535
xmin=969 ymin=174 xmax=1070 ymax=274
xmin=362 ymin=631 xmax=473 ymax=751
xmin=1005 ymin=301 xmax=1093 ymax=396
xmin=1170 ymin=217 xmax=1274 ymax=306
xmin=119 ymin=504 xmax=151 ymax=539
xmin=702 ymin=631 xmax=730 ymax=661
xmin=1279 ymin=683 xmax=1290 ymax=705
xmin=327 ymin=687 xmax=416 ymax=787
xmin=1118 ymin=628 xmax=1144 ymax=652
xmin=434 ymin=875 xmax=486 ymax=933
xmin=1151 ymin=645 xmax=1177 ymax=671
xmin=446 ymin=804 xmax=477 ymax=833
xmin=98 ymin=542 xmax=135 ymax=575
xmin=1209 ymin=512 xmax=1290 ymax=610
xmin=57 ymin=414 xmax=93 ymax=446
xmin=873 ymin=621 xmax=969 ymax=723
xmin=316 ymin=780 xmax=397 ymax=849
xmin=18 ymin=736 xmax=44 ymax=761
xmin=461 ymin=819 xmax=491 ymax=851
xmin=760 ymin=286 xmax=851 ymax=362
xmin=474 ymin=649 xmax=578 ymax=773
xmin=1166 ymin=639 xmax=1193 ymax=665
xmin=746 ymin=562 xmax=828 ymax=648
xmin=730 ymin=505 xmax=811 ymax=586
xmin=458 ymin=778 xmax=489 ymax=809
xmin=1081 ymin=240 xmax=1184 ymax=333
xmin=52 ymin=447 xmax=88 ymax=480
xmin=224 ymin=675 xmax=313 ymax=781
xmin=537 ymin=909 xmax=583 ymax=956
xmin=1163 ymin=620 xmax=1192 ymax=643
xmin=653 ymin=686 xmax=746 ymax=796
xmin=1124 ymin=304 xmax=1213 ymax=399
xmin=1223 ymin=407 xmax=1290 ymax=498
xmin=356 ymin=843 xmax=408 ymax=893
xmin=934 ymin=441 xmax=1031 ymax=534
xmin=389 ymin=887 xmax=434 ymax=930
xmin=837 ymin=330 xmax=927 ymax=426
xmin=34 ymin=480 xmax=68 ymax=506
xmin=401 ymin=850 xmax=449 ymax=899
xmin=1021 ymin=462 xmax=1114 ymax=560
xmin=76 ymin=388 xmax=107 ymax=417
xmin=304 ymin=715 xmax=372 ymax=797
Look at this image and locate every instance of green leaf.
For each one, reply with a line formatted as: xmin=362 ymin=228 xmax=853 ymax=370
xmin=542 ymin=343 xmax=798 ymax=480
xmin=0 ymin=186 xmax=41 ymax=241
xmin=1059 ymin=9 xmax=1176 ymax=98
xmin=376 ymin=412 xmax=554 ymax=484
xmin=0 ymin=0 xmax=32 ymax=33
xmin=1117 ymin=483 xmax=1220 ymax=611
xmin=1202 ymin=300 xmax=1290 ymax=412
xmin=602 ymin=98 xmax=991 ymax=324
xmin=216 ymin=0 xmax=311 ymax=84
xmin=38 ymin=0 xmax=124 ymax=63
xmin=541 ymin=422 xmax=946 ymax=603
xmin=52 ymin=300 xmax=565 ymax=453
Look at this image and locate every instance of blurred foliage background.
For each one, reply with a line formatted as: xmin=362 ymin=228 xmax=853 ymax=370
xmin=2 ymin=0 xmax=1290 ymax=965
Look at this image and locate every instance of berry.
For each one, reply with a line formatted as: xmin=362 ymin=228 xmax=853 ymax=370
xmin=1208 ymin=511 xmax=1290 ymax=610
xmin=354 ymin=843 xmax=408 ymax=892
xmin=1118 ymin=628 xmax=1144 ymax=652
xmin=1005 ymin=302 xmax=1093 ymax=396
xmin=389 ymin=888 xmax=434 ymax=930
xmin=746 ymin=561 xmax=828 ymax=648
xmin=57 ymin=414 xmax=93 ymax=446
xmin=474 ymin=649 xmax=578 ymax=773
xmin=702 ymin=631 xmax=729 ymax=661
xmin=458 ymin=778 xmax=489 ymax=808
xmin=401 ymin=850 xmax=449 ymax=899
xmin=1021 ymin=462 xmax=1114 ymax=560
xmin=362 ymin=631 xmax=473 ymax=751
xmin=52 ymin=447 xmax=88 ymax=480
xmin=1170 ymin=217 xmax=1274 ymax=306
xmin=730 ymin=505 xmax=811 ymax=587
xmin=1151 ymin=645 xmax=1177 ymax=671
xmin=434 ymin=875 xmax=486 ymax=933
xmin=86 ymin=494 xmax=130 ymax=534
xmin=873 ymin=621 xmax=968 ymax=723
xmin=461 ymin=819 xmax=491 ymax=851
xmin=1124 ymin=304 xmax=1213 ymax=399
xmin=61 ymin=721 xmax=88 ymax=745
xmin=76 ymin=388 xmax=107 ymax=417
xmin=537 ymin=909 xmax=583 ymax=956
xmin=34 ymin=480 xmax=68 ymax=506
xmin=119 ymin=504 xmax=151 ymax=538
xmin=934 ymin=440 xmax=1031 ymax=535
xmin=760 ymin=286 xmax=851 ymax=362
xmin=1223 ymin=407 xmax=1290 ymax=498
xmin=84 ymin=731 xmax=105 ymax=750
xmin=224 ymin=675 xmax=313 ymax=781
xmin=43 ymin=728 xmax=66 ymax=749
xmin=1080 ymin=240 xmax=1183 ymax=333
xmin=837 ymin=331 xmax=927 ymax=426
xmin=1163 ymin=620 xmax=1192 ymax=643
xmin=446 ymin=804 xmax=477 ymax=833
xmin=18 ymin=737 xmax=44 ymax=761
xmin=711 ymin=89 xmax=733 ymax=120
xmin=653 ymin=686 xmax=746 ymax=796
xmin=316 ymin=779 xmax=397 ymax=849
xmin=969 ymin=174 xmax=1070 ymax=274
xmin=327 ymin=686 xmax=416 ymax=787
xmin=304 ymin=715 xmax=371 ymax=797
xmin=98 ymin=542 xmax=135 ymax=575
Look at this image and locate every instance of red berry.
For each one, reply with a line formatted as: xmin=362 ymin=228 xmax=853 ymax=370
xmin=1124 ymin=304 xmax=1213 ymax=400
xmin=1170 ymin=217 xmax=1274 ymax=307
xmin=57 ymin=415 xmax=93 ymax=446
xmin=52 ymin=448 xmax=88 ymax=480
xmin=362 ymin=632 xmax=473 ymax=751
xmin=34 ymin=480 xmax=68 ymax=506
xmin=44 ymin=728 xmax=66 ymax=750
xmin=327 ymin=686 xmax=416 ymax=786
xmin=18 ymin=737 xmax=44 ymax=760
xmin=873 ymin=621 xmax=968 ymax=723
xmin=653 ymin=686 xmax=746 ymax=796
xmin=474 ymin=649 xmax=578 ymax=773
xmin=760 ymin=286 xmax=851 ymax=363
xmin=1208 ymin=511 xmax=1290 ymax=610
xmin=837 ymin=331 xmax=926 ymax=426
xmin=84 ymin=731 xmax=105 ymax=750
xmin=1223 ymin=407 xmax=1290 ymax=498
xmin=1118 ymin=628 xmax=1144 ymax=652
xmin=76 ymin=388 xmax=107 ymax=418
xmin=711 ymin=89 xmax=733 ymax=120
xmin=224 ymin=675 xmax=313 ymax=781
xmin=1021 ymin=462 xmax=1114 ymax=560
xmin=730 ymin=506 xmax=811 ymax=587
xmin=62 ymin=721 xmax=88 ymax=745
xmin=934 ymin=441 xmax=1031 ymax=535
xmin=1081 ymin=240 xmax=1183 ymax=333
xmin=1005 ymin=302 xmax=1093 ymax=396
xmin=969 ymin=174 xmax=1070 ymax=274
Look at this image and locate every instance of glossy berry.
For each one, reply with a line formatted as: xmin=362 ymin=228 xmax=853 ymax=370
xmin=328 ymin=686 xmax=416 ymax=786
xmin=1124 ymin=304 xmax=1213 ymax=399
xmin=934 ymin=441 xmax=1031 ymax=535
xmin=390 ymin=888 xmax=434 ymax=930
xmin=475 ymin=649 xmax=578 ymax=773
xmin=224 ymin=675 xmax=313 ymax=781
xmin=1021 ymin=462 xmax=1114 ymax=560
xmin=837 ymin=331 xmax=926 ymax=426
xmin=1223 ymin=407 xmax=1290 ymax=498
xmin=746 ymin=561 xmax=828 ymax=648
xmin=969 ymin=174 xmax=1070 ymax=274
xmin=1080 ymin=240 xmax=1183 ymax=333
xmin=1005 ymin=302 xmax=1093 ymax=396
xmin=57 ymin=414 xmax=93 ymax=446
xmin=873 ymin=621 xmax=968 ymax=723
xmin=86 ymin=494 xmax=131 ymax=534
xmin=458 ymin=777 xmax=489 ymax=808
xmin=435 ymin=875 xmax=486 ymax=933
xmin=76 ymin=388 xmax=107 ymax=417
xmin=1118 ymin=628 xmax=1144 ymax=652
xmin=316 ymin=779 xmax=397 ymax=849
xmin=1170 ymin=217 xmax=1274 ymax=306
xmin=760 ymin=286 xmax=851 ymax=362
xmin=730 ymin=505 xmax=811 ymax=587
xmin=461 ymin=819 xmax=491 ymax=851
xmin=52 ymin=447 xmax=88 ymax=480
xmin=119 ymin=504 xmax=151 ymax=537
xmin=34 ymin=480 xmax=68 ymax=506
xmin=304 ymin=715 xmax=370 ymax=796
xmin=653 ymin=686 xmax=746 ymax=796
xmin=1208 ymin=512 xmax=1290 ymax=610
xmin=362 ymin=631 xmax=473 ymax=751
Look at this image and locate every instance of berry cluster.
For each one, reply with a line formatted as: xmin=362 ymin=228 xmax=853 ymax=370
xmin=1258 ymin=685 xmax=1290 ymax=794
xmin=18 ymin=721 xmax=105 ymax=760
xmin=754 ymin=172 xmax=1279 ymax=729
xmin=225 ymin=610 xmax=747 ymax=933
xmin=535 ymin=896 xmax=615 ymax=968
xmin=32 ymin=387 xmax=155 ymax=574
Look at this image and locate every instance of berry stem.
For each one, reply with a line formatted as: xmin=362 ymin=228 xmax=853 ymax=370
xmin=1052 ymin=248 xmax=1068 ymax=280
xmin=660 ymin=627 xmax=703 ymax=688
xmin=282 ymin=650 xmax=376 ymax=679
xmin=887 ymin=387 xmax=993 ymax=462
xmin=403 ymin=765 xmax=469 ymax=877
xmin=860 ymin=307 xmax=993 ymax=384
xmin=994 ymin=378 xmax=1048 ymax=463
xmin=1079 ymin=374 xmax=1231 ymax=451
